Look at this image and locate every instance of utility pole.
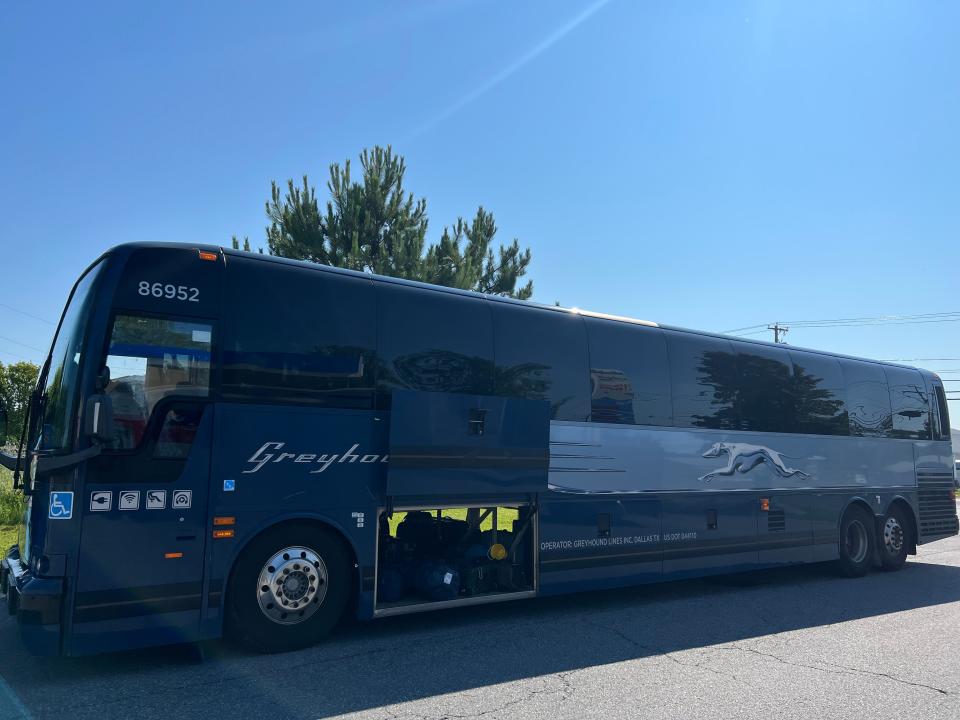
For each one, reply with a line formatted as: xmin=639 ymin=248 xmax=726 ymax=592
xmin=768 ymin=322 xmax=789 ymax=344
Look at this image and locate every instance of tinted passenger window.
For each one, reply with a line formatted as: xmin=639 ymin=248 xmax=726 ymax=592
xmin=884 ymin=366 xmax=930 ymax=440
xmin=667 ymin=333 xmax=738 ymax=429
xmin=735 ymin=344 xmax=796 ymax=433
xmin=585 ymin=319 xmax=671 ymax=425
xmin=789 ymin=352 xmax=848 ymax=435
xmin=103 ymin=315 xmax=212 ymax=449
xmin=222 ymin=259 xmax=376 ymax=408
xmin=842 ymin=361 xmax=892 ymax=437
xmin=377 ymin=283 xmax=493 ymax=396
xmin=491 ymin=304 xmax=590 ymax=421
xmin=933 ymin=384 xmax=951 ymax=441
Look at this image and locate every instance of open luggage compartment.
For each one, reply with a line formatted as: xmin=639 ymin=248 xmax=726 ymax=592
xmin=374 ymin=503 xmax=537 ymax=616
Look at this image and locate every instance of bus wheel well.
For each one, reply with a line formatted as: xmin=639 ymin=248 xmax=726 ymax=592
xmin=841 ymin=498 xmax=874 ymax=524
xmin=886 ymin=499 xmax=917 ymax=555
xmin=228 ymin=518 xmax=359 ymax=604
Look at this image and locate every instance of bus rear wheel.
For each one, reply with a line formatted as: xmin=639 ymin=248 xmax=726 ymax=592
xmin=836 ymin=506 xmax=874 ymax=578
xmin=228 ymin=523 xmax=350 ymax=653
xmin=878 ymin=505 xmax=910 ymax=572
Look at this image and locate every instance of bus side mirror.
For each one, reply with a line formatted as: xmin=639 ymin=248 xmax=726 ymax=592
xmin=85 ymin=394 xmax=114 ymax=444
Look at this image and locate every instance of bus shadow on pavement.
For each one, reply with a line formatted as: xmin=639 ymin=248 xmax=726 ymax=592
xmin=4 ymin=557 xmax=960 ymax=719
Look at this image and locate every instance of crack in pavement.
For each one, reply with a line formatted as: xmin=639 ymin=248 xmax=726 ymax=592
xmin=714 ymin=643 xmax=952 ymax=696
xmin=580 ymin=618 xmax=744 ymax=685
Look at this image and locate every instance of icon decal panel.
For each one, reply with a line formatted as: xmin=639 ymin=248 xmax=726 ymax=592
xmin=90 ymin=491 xmax=112 ymax=512
xmin=119 ymin=491 xmax=140 ymax=510
xmin=49 ymin=491 xmax=74 ymax=520
xmin=172 ymin=490 xmax=192 ymax=509
xmin=146 ymin=490 xmax=167 ymax=510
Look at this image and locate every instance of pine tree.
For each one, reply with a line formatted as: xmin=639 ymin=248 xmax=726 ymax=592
xmin=256 ymin=146 xmax=533 ymax=298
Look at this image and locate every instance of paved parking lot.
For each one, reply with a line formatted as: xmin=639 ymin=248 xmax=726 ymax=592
xmin=1 ymin=530 xmax=958 ymax=720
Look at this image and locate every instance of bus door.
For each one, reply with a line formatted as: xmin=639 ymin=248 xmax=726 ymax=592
xmin=68 ymin=313 xmax=215 ymax=655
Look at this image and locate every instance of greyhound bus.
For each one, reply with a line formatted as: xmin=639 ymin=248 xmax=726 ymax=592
xmin=1 ymin=243 xmax=956 ymax=656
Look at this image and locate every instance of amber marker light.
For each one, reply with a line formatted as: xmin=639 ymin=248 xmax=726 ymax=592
xmin=760 ymin=498 xmax=770 ymax=512
xmin=198 ymin=250 xmax=218 ymax=262
xmin=164 ymin=552 xmax=183 ymax=559
xmin=213 ymin=516 xmax=236 ymax=526
xmin=213 ymin=528 xmax=235 ymax=539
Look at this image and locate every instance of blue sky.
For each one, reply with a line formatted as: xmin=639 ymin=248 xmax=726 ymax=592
xmin=2 ymin=1 xmax=959 ymax=420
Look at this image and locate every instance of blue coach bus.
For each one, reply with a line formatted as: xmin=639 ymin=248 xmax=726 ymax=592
xmin=1 ymin=243 xmax=957 ymax=656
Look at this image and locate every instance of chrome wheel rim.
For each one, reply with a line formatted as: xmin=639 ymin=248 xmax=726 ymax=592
xmin=845 ymin=520 xmax=869 ymax=564
xmin=882 ymin=516 xmax=904 ymax=557
xmin=257 ymin=546 xmax=328 ymax=625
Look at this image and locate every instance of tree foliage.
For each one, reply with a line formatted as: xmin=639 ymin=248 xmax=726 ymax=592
xmin=259 ymin=146 xmax=533 ymax=299
xmin=0 ymin=361 xmax=39 ymax=444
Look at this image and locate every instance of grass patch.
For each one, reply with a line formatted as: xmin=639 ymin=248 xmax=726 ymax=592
xmin=386 ymin=507 xmax=519 ymax=538
xmin=0 ymin=525 xmax=19 ymax=551
xmin=0 ymin=467 xmax=26 ymax=526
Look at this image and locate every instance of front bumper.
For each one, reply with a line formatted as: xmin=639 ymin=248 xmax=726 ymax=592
xmin=2 ymin=545 xmax=62 ymax=655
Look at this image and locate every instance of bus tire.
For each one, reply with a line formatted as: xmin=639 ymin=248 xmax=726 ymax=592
xmin=878 ymin=505 xmax=910 ymax=572
xmin=227 ymin=523 xmax=350 ymax=653
xmin=836 ymin=505 xmax=874 ymax=578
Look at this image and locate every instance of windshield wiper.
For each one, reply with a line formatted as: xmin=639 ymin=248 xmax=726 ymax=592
xmin=11 ymin=389 xmax=42 ymax=493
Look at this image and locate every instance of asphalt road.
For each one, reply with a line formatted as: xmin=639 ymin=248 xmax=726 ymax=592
xmin=1 ymin=531 xmax=958 ymax=720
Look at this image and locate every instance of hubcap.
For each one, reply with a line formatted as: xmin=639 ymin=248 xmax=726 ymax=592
xmin=845 ymin=520 xmax=869 ymax=564
xmin=257 ymin=546 xmax=328 ymax=625
xmin=883 ymin=517 xmax=904 ymax=556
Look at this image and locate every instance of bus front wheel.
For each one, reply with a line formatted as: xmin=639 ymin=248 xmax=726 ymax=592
xmin=836 ymin=506 xmax=875 ymax=578
xmin=227 ymin=523 xmax=350 ymax=653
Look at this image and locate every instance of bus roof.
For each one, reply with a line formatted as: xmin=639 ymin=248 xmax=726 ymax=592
xmin=101 ymin=241 xmax=939 ymax=381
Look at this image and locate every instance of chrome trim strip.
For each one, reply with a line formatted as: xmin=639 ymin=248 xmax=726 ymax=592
xmin=549 ymin=453 xmax=616 ymax=460
xmin=374 ymin=590 xmax=537 ymax=618
xmin=546 ymin=483 xmax=922 ymax=495
xmin=549 ymin=468 xmax=625 ymax=473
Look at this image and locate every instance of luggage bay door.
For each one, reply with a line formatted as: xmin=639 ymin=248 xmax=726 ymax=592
xmin=387 ymin=390 xmax=550 ymax=499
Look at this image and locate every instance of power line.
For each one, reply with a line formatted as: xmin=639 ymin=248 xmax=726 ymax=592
xmin=0 ymin=334 xmax=45 ymax=353
xmin=0 ymin=348 xmax=39 ymax=363
xmin=786 ymin=311 xmax=960 ymax=326
xmin=0 ymin=302 xmax=55 ymax=326
xmin=724 ymin=312 xmax=960 ymax=335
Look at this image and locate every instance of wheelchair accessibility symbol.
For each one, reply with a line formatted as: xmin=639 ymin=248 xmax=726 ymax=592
xmin=49 ymin=491 xmax=74 ymax=520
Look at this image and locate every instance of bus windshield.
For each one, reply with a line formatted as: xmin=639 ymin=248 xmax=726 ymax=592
xmin=37 ymin=261 xmax=104 ymax=452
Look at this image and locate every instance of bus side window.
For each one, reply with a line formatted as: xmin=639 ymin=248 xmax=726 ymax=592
xmin=932 ymin=384 xmax=951 ymax=441
xmin=221 ymin=258 xmax=376 ymax=408
xmin=841 ymin=360 xmax=892 ymax=438
xmin=153 ymin=405 xmax=205 ymax=458
xmin=789 ymin=351 xmax=848 ymax=436
xmin=102 ymin=315 xmax=212 ymax=450
xmin=584 ymin=318 xmax=671 ymax=426
xmin=884 ymin=366 xmax=930 ymax=440
xmin=666 ymin=332 xmax=738 ymax=430
xmin=376 ymin=283 xmax=494 ymax=398
xmin=491 ymin=303 xmax=590 ymax=422
xmin=733 ymin=343 xmax=796 ymax=433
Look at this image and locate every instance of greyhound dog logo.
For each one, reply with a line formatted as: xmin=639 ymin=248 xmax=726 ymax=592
xmin=699 ymin=442 xmax=809 ymax=482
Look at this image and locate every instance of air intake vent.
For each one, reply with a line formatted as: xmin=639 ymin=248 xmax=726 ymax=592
xmin=917 ymin=471 xmax=959 ymax=538
xmin=767 ymin=510 xmax=786 ymax=533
